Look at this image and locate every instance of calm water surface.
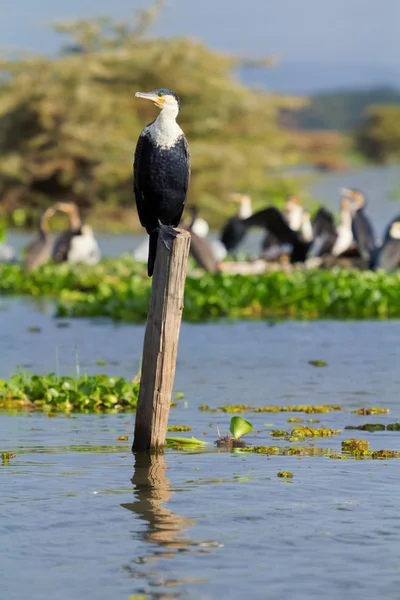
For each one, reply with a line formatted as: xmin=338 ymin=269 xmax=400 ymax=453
xmin=1 ymin=298 xmax=400 ymax=599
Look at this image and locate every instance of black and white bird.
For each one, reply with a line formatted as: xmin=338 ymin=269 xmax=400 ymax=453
xmin=52 ymin=202 xmax=101 ymax=265
xmin=24 ymin=207 xmax=55 ymax=271
xmin=133 ymin=88 xmax=190 ymax=276
xmin=372 ymin=216 xmax=400 ymax=271
xmin=341 ymin=188 xmax=376 ymax=262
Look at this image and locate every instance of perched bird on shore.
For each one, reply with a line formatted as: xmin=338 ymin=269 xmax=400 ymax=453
xmin=371 ymin=216 xmax=400 ymax=271
xmin=24 ymin=207 xmax=55 ymax=271
xmin=220 ymin=194 xmax=253 ymax=254
xmin=341 ymin=188 xmax=376 ymax=262
xmin=52 ymin=202 xmax=101 ymax=265
xmin=331 ymin=198 xmax=354 ymax=256
xmin=134 ymin=88 xmax=190 ymax=276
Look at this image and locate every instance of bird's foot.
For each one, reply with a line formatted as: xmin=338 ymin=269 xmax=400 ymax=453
xmin=157 ymin=221 xmax=178 ymax=251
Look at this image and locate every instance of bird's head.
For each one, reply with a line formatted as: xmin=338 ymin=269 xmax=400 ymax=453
xmin=389 ymin=221 xmax=400 ymax=240
xmin=340 ymin=188 xmax=366 ymax=209
xmin=54 ymin=202 xmax=81 ymax=229
xmin=135 ymin=89 xmax=180 ymax=116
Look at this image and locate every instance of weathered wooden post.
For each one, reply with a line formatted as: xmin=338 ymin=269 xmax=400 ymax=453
xmin=132 ymin=229 xmax=191 ymax=452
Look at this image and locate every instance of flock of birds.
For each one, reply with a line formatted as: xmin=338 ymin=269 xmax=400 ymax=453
xmin=1 ymin=86 xmax=399 ymax=276
xmin=1 ymin=187 xmax=399 ymax=276
xmin=0 ymin=202 xmax=101 ymax=271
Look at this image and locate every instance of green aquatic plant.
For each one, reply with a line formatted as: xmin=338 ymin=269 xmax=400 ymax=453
xmin=0 ymin=370 xmax=140 ymax=412
xmin=270 ymin=430 xmax=290 ymax=438
xmin=165 ymin=436 xmax=208 ymax=448
xmin=277 ymin=472 xmax=294 ymax=478
xmin=254 ymin=404 xmax=342 ymax=414
xmin=287 ymin=417 xmax=304 ymax=423
xmin=387 ymin=423 xmax=400 ymax=431
xmin=290 ymin=426 xmax=341 ymax=438
xmin=2 ymin=262 xmax=400 ymax=322
xmin=344 ymin=424 xmax=386 ymax=432
xmin=229 ymin=416 xmax=253 ymax=440
xmin=342 ymin=439 xmax=371 ymax=457
xmin=352 ymin=408 xmax=390 ymax=415
xmin=308 ymin=360 xmax=328 ymax=367
xmin=220 ymin=404 xmax=252 ymax=413
xmin=174 ymin=392 xmax=185 ymax=400
xmin=167 ymin=425 xmax=193 ymax=432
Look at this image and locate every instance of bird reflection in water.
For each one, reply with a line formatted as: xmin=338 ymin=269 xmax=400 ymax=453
xmin=121 ymin=453 xmax=221 ymax=592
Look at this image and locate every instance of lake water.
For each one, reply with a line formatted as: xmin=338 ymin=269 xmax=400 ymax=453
xmin=1 ymin=296 xmax=400 ymax=600
xmin=2 ymin=165 xmax=400 ymax=598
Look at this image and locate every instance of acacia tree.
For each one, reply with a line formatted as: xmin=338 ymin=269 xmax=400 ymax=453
xmin=0 ymin=2 xmax=304 ymax=224
xmin=355 ymin=105 xmax=400 ymax=163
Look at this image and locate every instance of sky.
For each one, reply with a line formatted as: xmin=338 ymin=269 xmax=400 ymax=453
xmin=1 ymin=0 xmax=399 ymax=93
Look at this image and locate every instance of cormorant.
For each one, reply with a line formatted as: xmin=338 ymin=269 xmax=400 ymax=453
xmin=308 ymin=207 xmax=338 ymax=257
xmin=52 ymin=202 xmax=101 ymax=265
xmin=372 ymin=216 xmax=400 ymax=271
xmin=331 ymin=197 xmax=353 ymax=256
xmin=133 ymin=88 xmax=191 ymax=276
xmin=220 ymin=194 xmax=253 ymax=254
xmin=284 ymin=196 xmax=304 ymax=231
xmin=24 ymin=207 xmax=55 ymax=271
xmin=183 ymin=207 xmax=220 ymax=274
xmin=341 ymin=188 xmax=376 ymax=262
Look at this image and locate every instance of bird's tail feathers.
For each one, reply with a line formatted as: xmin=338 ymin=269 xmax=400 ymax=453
xmin=148 ymin=231 xmax=158 ymax=277
xmin=147 ymin=222 xmax=178 ymax=276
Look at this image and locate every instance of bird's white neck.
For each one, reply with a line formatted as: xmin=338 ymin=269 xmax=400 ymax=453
xmin=340 ymin=208 xmax=352 ymax=230
xmin=238 ymin=196 xmax=252 ymax=219
xmin=147 ymin=107 xmax=182 ymax=149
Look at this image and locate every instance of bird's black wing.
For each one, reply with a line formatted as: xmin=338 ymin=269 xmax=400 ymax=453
xmin=312 ymin=207 xmax=336 ymax=238
xmin=52 ymin=230 xmax=77 ymax=263
xmin=174 ymin=135 xmax=191 ymax=227
xmin=133 ymin=130 xmax=150 ymax=230
xmin=352 ymin=209 xmax=376 ymax=262
xmin=374 ymin=240 xmax=400 ymax=271
xmin=220 ymin=217 xmax=248 ymax=251
xmin=243 ymin=207 xmax=300 ymax=245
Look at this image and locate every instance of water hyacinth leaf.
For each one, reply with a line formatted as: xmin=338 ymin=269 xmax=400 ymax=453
xmin=165 ymin=436 xmax=208 ymax=447
xmin=229 ymin=416 xmax=253 ymax=440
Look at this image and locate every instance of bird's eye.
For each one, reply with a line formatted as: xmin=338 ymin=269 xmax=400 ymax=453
xmin=158 ymin=92 xmax=163 ymax=98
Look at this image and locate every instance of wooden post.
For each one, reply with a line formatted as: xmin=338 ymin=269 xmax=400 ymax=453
xmin=132 ymin=229 xmax=191 ymax=452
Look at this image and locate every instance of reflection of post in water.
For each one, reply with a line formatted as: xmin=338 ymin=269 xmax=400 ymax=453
xmin=121 ymin=452 xmax=196 ymax=550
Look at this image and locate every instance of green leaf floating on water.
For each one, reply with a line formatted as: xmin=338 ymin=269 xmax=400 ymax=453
xmin=308 ymin=360 xmax=328 ymax=367
xmin=229 ymin=416 xmax=253 ymax=440
xmin=166 ymin=436 xmax=208 ymax=447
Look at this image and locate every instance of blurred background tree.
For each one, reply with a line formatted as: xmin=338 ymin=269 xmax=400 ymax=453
xmin=0 ymin=1 xmax=306 ymax=228
xmin=355 ymin=105 xmax=400 ymax=164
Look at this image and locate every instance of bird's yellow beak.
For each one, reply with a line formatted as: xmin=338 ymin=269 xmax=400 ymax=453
xmin=135 ymin=91 xmax=165 ymax=108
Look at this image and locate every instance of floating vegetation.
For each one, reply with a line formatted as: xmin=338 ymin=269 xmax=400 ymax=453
xmin=306 ymin=418 xmax=320 ymax=423
xmin=116 ymin=435 xmax=129 ymax=441
xmin=386 ymin=423 xmax=400 ymax=431
xmin=277 ymin=472 xmax=294 ymax=478
xmin=167 ymin=425 xmax=193 ymax=432
xmin=344 ymin=424 xmax=386 ymax=432
xmin=166 ymin=436 xmax=208 ymax=449
xmin=2 ymin=262 xmax=400 ymax=322
xmin=308 ymin=360 xmax=328 ymax=367
xmin=287 ymin=417 xmax=304 ymax=423
xmin=342 ymin=439 xmax=371 ymax=457
xmin=254 ymin=405 xmax=342 ymax=414
xmin=241 ymin=446 xmax=282 ymax=455
xmin=96 ymin=360 xmax=107 ymax=366
xmin=174 ymin=392 xmax=185 ymax=400
xmin=1 ymin=452 xmax=16 ymax=460
xmin=352 ymin=408 xmax=390 ymax=415
xmin=290 ymin=426 xmax=341 ymax=438
xmin=270 ymin=430 xmax=290 ymax=438
xmin=0 ymin=371 xmax=140 ymax=413
xmin=220 ymin=404 xmax=252 ymax=413
xmin=370 ymin=450 xmax=400 ymax=459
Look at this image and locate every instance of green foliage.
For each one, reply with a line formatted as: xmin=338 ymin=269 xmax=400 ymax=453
xmin=0 ymin=370 xmax=140 ymax=412
xmin=0 ymin=3 xmax=303 ymax=223
xmin=167 ymin=425 xmax=192 ymax=432
xmin=293 ymin=86 xmax=400 ymax=131
xmin=277 ymin=472 xmax=293 ymax=478
xmin=229 ymin=416 xmax=253 ymax=440
xmin=355 ymin=105 xmax=400 ymax=163
xmin=2 ymin=259 xmax=400 ymax=322
xmin=165 ymin=436 xmax=208 ymax=448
